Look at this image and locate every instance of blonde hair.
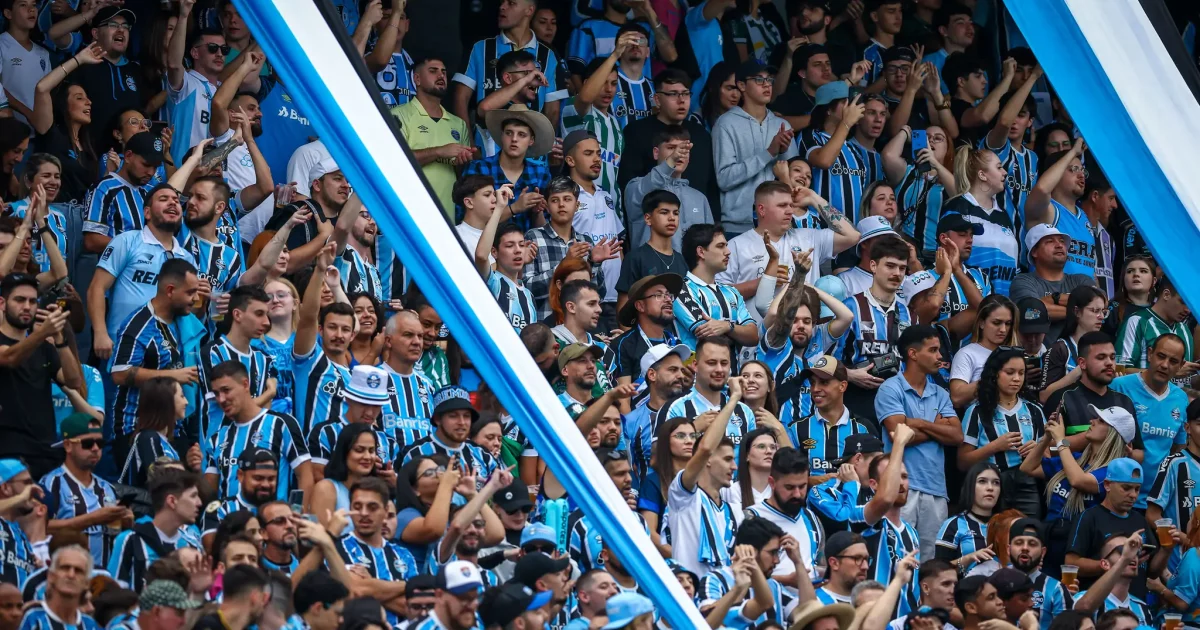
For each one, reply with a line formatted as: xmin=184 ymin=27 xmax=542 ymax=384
xmin=953 ymin=145 xmax=993 ymax=195
xmin=1045 ymin=424 xmax=1129 ymax=519
xmin=265 ymin=277 xmax=300 ymax=333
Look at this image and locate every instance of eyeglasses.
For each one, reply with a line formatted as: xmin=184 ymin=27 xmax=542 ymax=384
xmin=884 ymin=65 xmax=910 ymax=76
xmin=73 ymin=438 xmax=105 ymax=450
xmin=468 ymin=519 xmax=486 ymax=529
xmin=264 ymin=516 xmax=291 ymax=527
xmin=203 ymin=43 xmax=233 ymax=55
xmin=100 ymin=21 xmax=132 ymax=31
xmin=1082 ymin=306 xmax=1107 ymax=316
xmin=835 ymin=554 xmax=871 ymax=565
xmin=408 ymin=602 xmax=434 ymax=613
xmin=659 ymin=90 xmax=691 ymax=99
xmin=671 ymin=431 xmax=701 ymax=441
xmin=417 ymin=465 xmax=447 ymax=479
xmin=643 ymin=292 xmax=674 ymax=302
xmin=267 ymin=291 xmax=292 ymax=302
xmin=746 ymin=76 xmax=775 ymax=85
xmin=751 ymin=442 xmax=778 ymax=452
xmin=764 ymin=547 xmax=784 ymax=558
xmin=126 ymin=116 xmax=150 ymax=128
xmin=1067 ymin=165 xmax=1089 ymax=178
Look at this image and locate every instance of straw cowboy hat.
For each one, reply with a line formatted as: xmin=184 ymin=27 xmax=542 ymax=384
xmin=787 ymin=600 xmax=855 ymax=630
xmin=485 ymin=103 xmax=555 ymax=158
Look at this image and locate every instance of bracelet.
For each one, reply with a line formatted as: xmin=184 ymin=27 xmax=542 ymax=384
xmin=55 ymin=341 xmax=68 ymax=348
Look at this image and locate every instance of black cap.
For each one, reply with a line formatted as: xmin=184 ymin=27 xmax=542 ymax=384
xmin=479 ymin=583 xmax=552 ymax=628
xmin=792 ymin=43 xmax=829 ymax=69
xmin=936 ymin=213 xmax=984 ymax=236
xmin=1008 ymin=517 xmax=1044 ymax=542
xmin=831 ymin=434 xmax=885 ymax=466
xmin=988 ymin=568 xmax=1035 ymax=598
xmin=513 ymin=552 xmax=570 ymax=587
xmin=0 ymin=273 xmax=38 ymax=296
xmin=796 ymin=0 xmax=831 ymax=11
xmin=126 ymin=131 xmax=165 ymax=167
xmin=881 ymin=46 xmax=917 ymax=66
xmin=735 ymin=59 xmax=775 ymax=81
xmin=562 ymin=130 xmax=597 ymax=156
xmin=1016 ymin=298 xmax=1050 ymax=335
xmin=92 ymin=6 xmax=136 ymax=26
xmin=405 ymin=574 xmax=437 ymax=598
xmin=236 ymin=447 xmax=278 ymax=470
xmin=494 ymin=479 xmax=534 ymax=513
xmin=824 ymin=531 xmax=865 ymax=559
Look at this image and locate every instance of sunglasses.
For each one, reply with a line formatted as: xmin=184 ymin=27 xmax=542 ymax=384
xmin=524 ymin=543 xmax=556 ymax=554
xmin=264 ymin=516 xmax=291 ymax=527
xmin=73 ymin=438 xmax=105 ymax=450
xmin=202 ymin=43 xmax=233 ymax=55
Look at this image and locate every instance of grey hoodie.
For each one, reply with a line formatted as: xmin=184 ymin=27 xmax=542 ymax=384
xmin=623 ymin=162 xmax=714 ymax=251
xmin=712 ymin=106 xmax=798 ymax=235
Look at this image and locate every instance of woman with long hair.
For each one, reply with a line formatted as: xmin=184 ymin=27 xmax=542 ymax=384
xmin=547 ymin=257 xmax=592 ymax=326
xmin=1034 ymin=122 xmax=1074 ymax=163
xmin=348 ymin=292 xmax=385 ymax=367
xmin=949 ymin=294 xmax=1017 ymax=408
xmin=860 ymin=181 xmax=899 ymax=228
xmin=935 ymin=462 xmax=1001 ymax=573
xmin=726 ymin=428 xmax=776 ymax=525
xmin=119 ymin=377 xmax=191 ymax=486
xmin=943 ymin=145 xmax=1019 ymax=296
xmin=31 ymin=43 xmax=105 ymax=203
xmin=1039 ymin=285 xmax=1108 ymax=403
xmin=7 ymin=154 xmax=70 ymax=285
xmin=958 ymin=348 xmax=1047 ymax=483
xmin=1103 ymin=256 xmax=1155 ymax=339
xmin=638 ymin=417 xmax=696 ymax=553
xmin=739 ymin=360 xmax=781 ymax=431
xmin=394 ymin=454 xmax=461 ymax=572
xmin=258 ymin=277 xmax=300 ymax=413
xmin=882 ymin=125 xmax=956 ymax=258
xmin=309 ymin=424 xmax=379 ymax=531
xmin=690 ymin=62 xmax=740 ymax=131
xmin=141 ymin=13 xmax=179 ymax=119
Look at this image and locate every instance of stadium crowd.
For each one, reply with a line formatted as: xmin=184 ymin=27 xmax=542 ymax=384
xmin=0 ymin=0 xmax=1196 ymax=629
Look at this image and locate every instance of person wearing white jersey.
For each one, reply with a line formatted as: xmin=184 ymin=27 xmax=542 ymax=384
xmin=837 ymin=216 xmax=912 ymax=302
xmin=718 ymin=180 xmax=857 ymax=320
xmin=0 ymin=0 xmax=50 ymax=124
xmin=566 ymin=129 xmax=624 ymax=331
xmin=165 ymin=0 xmax=226 ymax=166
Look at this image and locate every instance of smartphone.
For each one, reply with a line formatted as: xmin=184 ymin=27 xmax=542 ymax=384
xmin=288 ymin=489 xmax=305 ymax=511
xmin=38 ymin=277 xmax=68 ymax=310
xmin=149 ymin=120 xmax=169 ymax=136
xmin=911 ymin=129 xmax=930 ymax=172
xmin=118 ymin=494 xmax=135 ymax=508
xmin=1024 ymin=354 xmax=1040 ymax=372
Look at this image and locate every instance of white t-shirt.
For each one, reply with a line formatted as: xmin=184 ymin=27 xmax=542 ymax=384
xmin=667 ymin=471 xmax=733 ymax=579
xmin=456 ymin=221 xmax=493 ymax=265
xmin=721 ymin=482 xmax=771 ymax=526
xmin=288 ymin=139 xmax=330 ymax=197
xmin=0 ymin=33 xmax=49 ymax=124
xmin=716 ymin=227 xmax=836 ymax=320
xmin=949 ymin=343 xmax=993 ymax=384
xmin=574 ymin=186 xmax=623 ymax=303
xmin=167 ymin=69 xmax=219 ymax=164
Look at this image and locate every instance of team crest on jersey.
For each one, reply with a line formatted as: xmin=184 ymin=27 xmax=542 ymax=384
xmin=39 ymin=59 xmax=46 ymax=71
xmin=393 ymin=557 xmax=408 ymax=573
xmin=605 ymin=196 xmax=614 ymax=210
xmin=451 ymin=130 xmax=461 ymax=141
xmin=1031 ymin=590 xmax=1044 ymax=609
xmin=206 ymin=501 xmax=222 ymax=514
xmin=1173 ymin=408 xmax=1182 ymax=421
xmin=251 ymin=431 xmax=264 ymax=444
xmin=125 ymin=76 xmax=136 ymax=91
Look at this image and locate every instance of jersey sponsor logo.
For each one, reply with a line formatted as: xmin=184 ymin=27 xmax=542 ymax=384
xmin=812 ymin=457 xmax=833 ymax=471
xmin=1184 ymin=479 xmax=1195 ymax=489
xmin=1141 ymin=421 xmax=1177 ymax=439
xmin=131 ymin=270 xmax=159 ymax=284
xmin=275 ymin=105 xmax=310 ymax=126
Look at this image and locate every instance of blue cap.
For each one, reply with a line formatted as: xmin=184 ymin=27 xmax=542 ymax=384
xmin=520 ymin=523 xmax=556 ymax=548
xmin=814 ymin=274 xmax=847 ymax=320
xmin=1106 ymin=457 xmax=1143 ymax=485
xmin=602 ymin=593 xmax=655 ymax=629
xmin=0 ymin=460 xmax=25 ymax=484
xmin=814 ymin=81 xmax=850 ymax=106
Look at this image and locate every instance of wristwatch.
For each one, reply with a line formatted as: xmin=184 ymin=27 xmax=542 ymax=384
xmin=1049 ymin=439 xmax=1069 ymax=453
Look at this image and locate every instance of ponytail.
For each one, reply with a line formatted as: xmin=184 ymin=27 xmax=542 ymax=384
xmin=953 ymin=145 xmax=991 ymax=195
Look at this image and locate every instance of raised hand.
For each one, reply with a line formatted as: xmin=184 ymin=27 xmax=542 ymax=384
xmin=842 ymin=94 xmax=866 ymax=127
xmin=591 ymin=237 xmax=622 ymax=262
xmin=77 ymin=42 xmax=106 ymax=65
xmin=792 ymin=247 xmax=814 ymax=277
xmin=496 ymin=183 xmax=515 ymax=208
xmin=727 ymin=375 xmax=744 ymax=400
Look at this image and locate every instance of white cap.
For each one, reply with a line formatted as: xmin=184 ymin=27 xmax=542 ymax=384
xmin=639 ymin=343 xmax=692 ymax=378
xmin=901 ymin=269 xmax=938 ymax=297
xmin=344 ymin=365 xmax=390 ymax=405
xmin=308 ymin=155 xmax=340 ymax=185
xmin=855 ymin=215 xmax=897 ymax=254
xmin=441 ymin=560 xmax=484 ymax=594
xmin=1024 ymin=223 xmax=1066 ymax=267
xmin=1088 ymin=404 xmax=1136 ymax=444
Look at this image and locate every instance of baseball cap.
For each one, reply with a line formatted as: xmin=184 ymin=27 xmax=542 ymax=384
xmin=735 ymin=59 xmax=774 ymax=81
xmin=936 ymin=213 xmax=984 ymax=236
xmin=792 ymin=43 xmax=828 ymax=69
xmin=562 ymin=130 xmax=597 ymax=156
xmin=881 ymin=45 xmax=917 ymax=66
xmin=640 ymin=343 xmax=692 ymax=377
xmin=438 ymin=560 xmax=484 ymax=595
xmin=520 ymin=523 xmax=557 ymax=549
xmin=236 ymin=447 xmax=279 ymax=471
xmin=1008 ymin=517 xmax=1044 ymax=542
xmin=618 ymin=273 xmax=683 ymax=327
xmin=988 ymin=568 xmax=1034 ymax=598
xmin=901 ymin=270 xmax=938 ymax=298
xmin=814 ymin=275 xmax=847 ymax=320
xmin=308 ymin=156 xmax=340 ymax=185
xmin=1088 ymin=404 xmax=1136 ymax=444
xmin=602 ymin=593 xmax=654 ymax=629
xmin=513 ymin=552 xmax=570 ymax=587
xmin=1023 ymin=223 xmax=1066 ymax=268
xmin=344 ymin=365 xmax=390 ymax=405
xmin=59 ymin=413 xmax=102 ymax=442
xmin=854 ymin=215 xmax=897 ymax=253
xmin=814 ymin=81 xmax=850 ymax=106
xmin=0 ymin=460 xmax=26 ymax=484
xmin=800 ymin=355 xmax=846 ymax=382
xmin=139 ymin=580 xmax=201 ymax=611
xmin=432 ymin=386 xmax=479 ymax=422
xmin=406 ymin=574 xmax=437 ymax=598
xmin=494 ymin=479 xmax=534 ymax=513
xmin=824 ymin=531 xmax=864 ymax=559
xmin=1017 ymin=298 xmax=1050 ymax=335
xmin=126 ymin=131 xmax=165 ymax=167
xmin=480 ymin=583 xmax=553 ymax=628
xmin=92 ymin=5 xmax=136 ymax=26
xmin=0 ymin=273 xmax=37 ymax=296
xmin=1106 ymin=457 xmax=1143 ymax=485
xmin=831 ymin=434 xmax=885 ymax=466
xmin=557 ymin=342 xmax=603 ymax=371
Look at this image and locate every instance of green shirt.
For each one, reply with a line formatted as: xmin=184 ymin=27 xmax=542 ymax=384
xmin=392 ymin=100 xmax=470 ymax=220
xmin=1115 ymin=308 xmax=1194 ymax=368
xmin=561 ymin=97 xmax=624 ymax=221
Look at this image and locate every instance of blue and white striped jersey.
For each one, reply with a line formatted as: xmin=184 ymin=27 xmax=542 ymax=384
xmin=374 ymin=50 xmax=415 ymax=107
xmin=198 ymin=336 xmax=276 ymax=442
xmin=1071 ymin=590 xmax=1150 ymax=625
xmin=1030 ymin=570 xmax=1072 ymax=630
xmin=379 ymin=366 xmax=436 ymax=447
xmin=666 ymin=470 xmax=736 ymax=578
xmin=181 ymin=232 xmax=244 ymax=306
xmin=204 ymin=409 xmax=310 ymax=500
xmin=837 ymin=290 xmax=911 ymax=368
xmin=119 ymin=430 xmax=180 ymax=487
xmin=292 ymin=345 xmax=351 ymax=435
xmin=18 ymin=603 xmax=101 ymax=630
xmin=307 ymin=420 xmax=400 ymax=469
xmin=783 ymin=407 xmax=873 ymax=475
xmin=166 ymin=69 xmax=217 ymax=166
xmin=254 ymin=334 xmax=295 ymax=414
xmin=39 ymin=466 xmax=118 ymax=568
xmin=744 ymin=500 xmax=824 ymax=580
xmin=566 ymin=508 xmax=649 ymax=573
xmin=613 ymin=68 xmax=655 ymax=130
xmin=454 ymin=33 xmax=563 ymax=108
xmin=261 ymin=553 xmax=300 ymax=575
xmin=895 ymin=166 xmax=949 ymax=256
xmin=7 ymin=200 xmax=67 ymax=275
xmin=200 ymin=494 xmax=257 ymax=536
xmin=934 ymin=511 xmax=987 ymax=571
xmin=862 ymin=517 xmax=920 ymax=616
xmin=400 ymin=434 xmax=498 ymax=483
xmin=981 ymin=137 xmax=1038 ymax=264
xmin=701 ymin=568 xmax=796 ymax=624
xmin=566 ymin=19 xmax=657 ymax=75
xmin=1148 ymin=449 xmax=1200 ymax=575
xmin=943 ymin=193 xmax=1019 ymax=296
xmin=486 ymin=270 xmax=537 ymax=333
xmin=107 ymin=523 xmax=203 ymax=591
xmin=109 ymin=303 xmax=187 ymax=437
xmin=329 ymin=534 xmax=417 ymax=625
xmin=335 ymin=245 xmax=384 ymax=303
xmin=961 ymin=400 xmax=1046 ymax=472
xmin=0 ymin=517 xmax=36 ymax=590
xmin=798 ymin=130 xmax=882 ymax=223
xmin=83 ymin=173 xmax=153 ymax=238
xmin=674 ymin=272 xmax=754 ymax=351
xmin=657 ymin=389 xmax=757 ymax=458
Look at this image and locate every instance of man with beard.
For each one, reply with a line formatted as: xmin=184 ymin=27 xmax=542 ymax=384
xmin=659 ymin=338 xmax=756 ymax=455
xmin=191 ymin=565 xmax=272 ymax=630
xmin=557 ymin=343 xmax=603 ymax=413
xmin=513 ymin=553 xmax=574 ymax=630
xmin=1073 ymin=535 xmax=1151 ymax=624
xmin=258 ymin=501 xmax=300 ymax=575
xmin=198 ymin=286 xmax=276 ymax=442
xmin=568 ymin=0 xmax=675 ymax=81
xmin=293 ymin=244 xmax=355 ymax=433
xmin=746 ymin=447 xmax=824 ymax=584
xmin=1003 ymin=519 xmax=1072 ymax=630
xmin=1026 ymin=139 xmax=1095 ymax=278
xmin=412 ymin=560 xmax=485 ymax=630
xmin=89 ymin=182 xmax=197 ymax=363
xmin=598 ymin=540 xmax=638 ymax=593
xmin=179 ymin=171 xmax=246 ymax=321
xmin=567 ymin=447 xmax=647 ymax=572
xmin=205 ymin=361 xmax=312 ymax=502
xmin=200 ymin=448 xmax=278 ymax=545
xmin=700 ymin=518 xmax=811 ymax=623
xmin=1046 ymin=332 xmax=1139 ymax=452
xmin=395 ymin=57 xmax=473 ymax=218
xmin=108 ymin=469 xmax=204 ymax=591
xmin=400 ymin=386 xmax=498 ymax=482
xmin=18 ymin=546 xmax=97 ymax=630
xmin=564 ymin=131 xmax=624 ymax=326
xmin=105 ymin=257 xmax=202 ymax=462
xmin=862 ymin=424 xmax=920 ymax=616
xmin=0 ymin=274 xmax=79 ymax=477
xmin=667 ymin=375 xmax=745 ymax=578
xmin=431 ymin=465 xmax=513 ymax=577
xmin=563 ymin=570 xmax=618 ymax=630
xmin=553 ymin=282 xmax=616 ymax=392
xmin=624 ymin=343 xmax=690 ymax=482
xmin=0 ymin=460 xmax=41 ymax=589
xmin=904 ymin=216 xmax=989 ymax=339
xmin=209 ymin=51 xmax=270 ymax=214
xmin=274 ymin=157 xmax=353 ymax=274
xmin=166 ymin=2 xmax=225 ymax=165
xmin=787 ymin=1 xmax=855 ymax=76
xmin=330 ymin=477 xmax=418 ymax=623
xmin=40 ymin=416 xmax=127 ymax=569
xmin=83 ymin=131 xmax=164 ymax=253
xmin=815 ymin=531 xmax=868 ymax=604
xmin=612 ymin=274 xmax=683 ymax=385
xmin=330 ymin=193 xmax=384 ymax=302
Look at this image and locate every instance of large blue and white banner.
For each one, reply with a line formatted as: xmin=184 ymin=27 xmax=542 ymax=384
xmin=1009 ymin=0 xmax=1200 ymax=310
xmin=232 ymin=1 xmax=706 ymax=625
